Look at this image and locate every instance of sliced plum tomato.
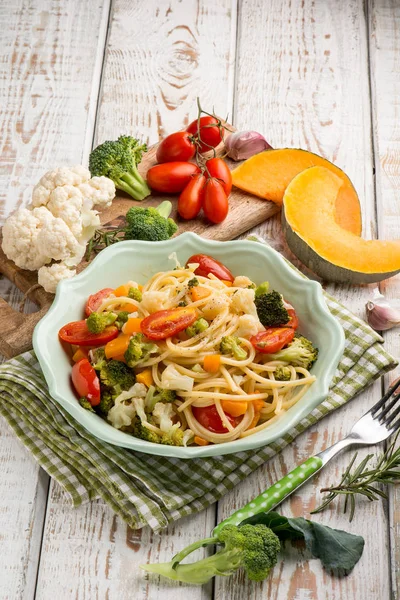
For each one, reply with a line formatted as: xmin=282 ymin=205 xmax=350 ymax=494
xmin=250 ymin=327 xmax=295 ymax=354
xmin=71 ymin=358 xmax=101 ymax=406
xmin=147 ymin=162 xmax=200 ymax=194
xmin=59 ymin=320 xmax=119 ymax=347
xmin=85 ymin=288 xmax=114 ymax=316
xmin=178 ymin=173 xmax=206 ymax=220
xmin=286 ymin=308 xmax=299 ymax=329
xmin=203 ymin=178 xmax=229 ymax=224
xmin=192 ymin=405 xmax=239 ymax=434
xmin=186 ymin=254 xmax=234 ymax=282
xmin=156 ymin=131 xmax=196 ymax=163
xmin=186 ymin=116 xmax=224 ymax=153
xmin=141 ymin=306 xmax=198 ymax=340
xmin=205 ymin=158 xmax=232 ymax=196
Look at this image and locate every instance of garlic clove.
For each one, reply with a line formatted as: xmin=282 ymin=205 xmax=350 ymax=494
xmin=365 ymin=289 xmax=400 ymax=331
xmin=225 ymin=130 xmax=272 ymax=161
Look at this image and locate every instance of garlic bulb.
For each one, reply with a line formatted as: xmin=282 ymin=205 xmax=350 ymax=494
xmin=225 ymin=131 xmax=272 ymax=161
xmin=365 ymin=289 xmax=400 ymax=331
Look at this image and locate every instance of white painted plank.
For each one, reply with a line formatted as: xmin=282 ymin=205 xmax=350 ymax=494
xmin=0 ymin=0 xmax=111 ymax=597
xmin=35 ymin=1 xmax=237 ymax=599
xmin=368 ymin=0 xmax=400 ymax=597
xmin=216 ymin=1 xmax=390 ymax=598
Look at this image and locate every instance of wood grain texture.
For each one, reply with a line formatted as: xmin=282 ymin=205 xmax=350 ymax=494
xmin=0 ymin=0 xmax=111 ymax=597
xmin=216 ymin=1 xmax=391 ymax=598
xmin=34 ymin=1 xmax=237 ymax=599
xmin=368 ymin=1 xmax=400 ymax=598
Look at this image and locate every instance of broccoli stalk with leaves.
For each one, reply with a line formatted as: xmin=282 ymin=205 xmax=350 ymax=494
xmin=89 ymin=135 xmax=150 ymax=200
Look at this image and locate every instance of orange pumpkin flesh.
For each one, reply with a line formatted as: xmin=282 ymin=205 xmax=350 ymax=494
xmin=231 ymin=148 xmax=362 ymax=236
xmin=282 ymin=166 xmax=400 ymax=284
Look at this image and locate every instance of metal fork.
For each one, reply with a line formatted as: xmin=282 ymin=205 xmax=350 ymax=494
xmin=214 ymin=378 xmax=400 ymax=534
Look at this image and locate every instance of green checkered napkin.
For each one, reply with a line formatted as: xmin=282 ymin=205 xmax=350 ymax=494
xmin=0 ymin=246 xmax=397 ymax=532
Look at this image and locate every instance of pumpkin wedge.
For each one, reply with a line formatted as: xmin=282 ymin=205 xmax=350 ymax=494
xmin=282 ymin=166 xmax=400 ymax=284
xmin=231 ymin=148 xmax=362 ymax=235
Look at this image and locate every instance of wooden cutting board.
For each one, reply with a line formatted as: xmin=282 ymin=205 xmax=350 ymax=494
xmin=0 ymin=139 xmax=279 ymax=358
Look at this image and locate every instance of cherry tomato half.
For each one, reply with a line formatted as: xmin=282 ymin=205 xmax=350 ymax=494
xmin=71 ymin=358 xmax=101 ymax=406
xmin=186 ymin=116 xmax=224 ymax=153
xmin=141 ymin=306 xmax=198 ymax=340
xmin=286 ymin=308 xmax=299 ymax=329
xmin=85 ymin=288 xmax=114 ymax=316
xmin=250 ymin=327 xmax=295 ymax=354
xmin=186 ymin=254 xmax=234 ymax=282
xmin=59 ymin=320 xmax=119 ymax=347
xmin=147 ymin=162 xmax=200 ymax=193
xmin=206 ymin=158 xmax=232 ymax=196
xmin=203 ymin=178 xmax=229 ymax=224
xmin=178 ymin=173 xmax=206 ymax=220
xmin=156 ymin=131 xmax=196 ymax=164
xmin=192 ymin=405 xmax=238 ymax=433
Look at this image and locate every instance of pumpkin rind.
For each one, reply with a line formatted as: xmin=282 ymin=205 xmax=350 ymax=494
xmin=282 ymin=166 xmax=400 ymax=284
xmin=231 ymin=148 xmax=362 ymax=236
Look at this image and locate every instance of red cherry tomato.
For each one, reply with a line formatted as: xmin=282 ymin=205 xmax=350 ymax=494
xmin=141 ymin=306 xmax=198 ymax=340
xmin=85 ymin=288 xmax=114 ymax=316
xmin=186 ymin=116 xmax=223 ymax=153
xmin=59 ymin=320 xmax=119 ymax=347
xmin=250 ymin=327 xmax=295 ymax=354
xmin=206 ymin=158 xmax=232 ymax=196
xmin=186 ymin=254 xmax=234 ymax=282
xmin=203 ymin=178 xmax=229 ymax=224
xmin=71 ymin=358 xmax=101 ymax=406
xmin=147 ymin=162 xmax=200 ymax=193
xmin=178 ymin=173 xmax=206 ymax=220
xmin=192 ymin=405 xmax=238 ymax=433
xmin=156 ymin=132 xmax=196 ymax=163
xmin=286 ymin=308 xmax=299 ymax=329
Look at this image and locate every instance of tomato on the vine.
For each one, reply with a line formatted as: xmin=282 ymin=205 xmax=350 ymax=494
xmin=156 ymin=131 xmax=196 ymax=163
xmin=206 ymin=158 xmax=232 ymax=196
xmin=178 ymin=173 xmax=206 ymax=220
xmin=147 ymin=162 xmax=200 ymax=193
xmin=186 ymin=116 xmax=223 ymax=153
xmin=203 ymin=178 xmax=229 ymax=224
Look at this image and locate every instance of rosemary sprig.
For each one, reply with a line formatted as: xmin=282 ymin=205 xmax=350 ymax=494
xmin=85 ymin=226 xmax=125 ymax=260
xmin=312 ymin=431 xmax=400 ymax=521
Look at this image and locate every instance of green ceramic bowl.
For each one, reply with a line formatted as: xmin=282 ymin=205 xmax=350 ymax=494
xmin=33 ymin=233 xmax=345 ymax=458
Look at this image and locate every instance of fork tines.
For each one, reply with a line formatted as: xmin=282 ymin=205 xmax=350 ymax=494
xmin=371 ymin=379 xmax=400 ymax=431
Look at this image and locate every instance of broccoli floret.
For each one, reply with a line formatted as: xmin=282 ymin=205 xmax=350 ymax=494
xmin=97 ymin=390 xmax=115 ymax=416
xmin=91 ymin=347 xmax=107 ymax=370
xmin=146 ymin=387 xmax=177 ymax=412
xmin=99 ymin=359 xmax=136 ymax=391
xmin=128 ymin=287 xmax=142 ymax=302
xmin=186 ymin=318 xmax=209 ymax=338
xmin=78 ymin=397 xmax=95 ymax=412
xmin=220 ymin=336 xmax=247 ymax=360
xmin=187 ymin=277 xmax=199 ymax=288
xmin=89 ymin=137 xmax=150 ymax=201
xmin=115 ymin=311 xmax=129 ymax=329
xmin=124 ymin=333 xmax=158 ymax=368
xmin=255 ymin=290 xmax=289 ymax=327
xmin=123 ymin=201 xmax=178 ymax=242
xmin=132 ymin=416 xmax=161 ymax=443
xmin=141 ymin=523 xmax=280 ymax=584
xmin=247 ymin=283 xmax=256 ymax=289
xmin=160 ymin=428 xmax=185 ymax=446
xmin=254 ymin=281 xmax=269 ymax=298
xmin=274 ymin=366 xmax=291 ymax=381
xmin=86 ymin=311 xmax=117 ymax=333
xmin=267 ymin=335 xmax=318 ymax=370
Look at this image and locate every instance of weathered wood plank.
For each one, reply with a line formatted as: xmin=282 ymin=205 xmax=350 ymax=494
xmin=0 ymin=0 xmax=111 ymax=597
xmin=216 ymin=0 xmax=390 ymax=598
xmin=368 ymin=0 xmax=400 ymax=597
xmin=34 ymin=1 xmax=237 ymax=598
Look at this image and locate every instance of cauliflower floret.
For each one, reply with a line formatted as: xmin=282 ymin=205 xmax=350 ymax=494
xmin=230 ymin=288 xmax=258 ymax=318
xmin=152 ymin=402 xmax=178 ymax=432
xmin=31 ymin=166 xmax=90 ymax=207
xmin=201 ymin=294 xmax=230 ymax=320
xmin=236 ymin=314 xmax=265 ymax=338
xmin=78 ymin=176 xmax=116 ymax=210
xmin=1 ymin=208 xmax=49 ymax=270
xmin=233 ymin=275 xmax=254 ymax=288
xmin=141 ymin=290 xmax=172 ymax=313
xmin=108 ymin=383 xmax=148 ymax=429
xmin=38 ymin=263 xmax=76 ymax=293
xmin=161 ymin=364 xmax=194 ymax=392
xmin=34 ymin=209 xmax=86 ymax=266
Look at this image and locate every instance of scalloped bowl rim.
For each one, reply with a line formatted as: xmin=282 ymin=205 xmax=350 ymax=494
xmin=33 ymin=232 xmax=345 ymax=458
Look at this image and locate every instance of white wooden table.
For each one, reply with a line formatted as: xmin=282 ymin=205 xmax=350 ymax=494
xmin=1 ymin=1 xmax=399 ymax=598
